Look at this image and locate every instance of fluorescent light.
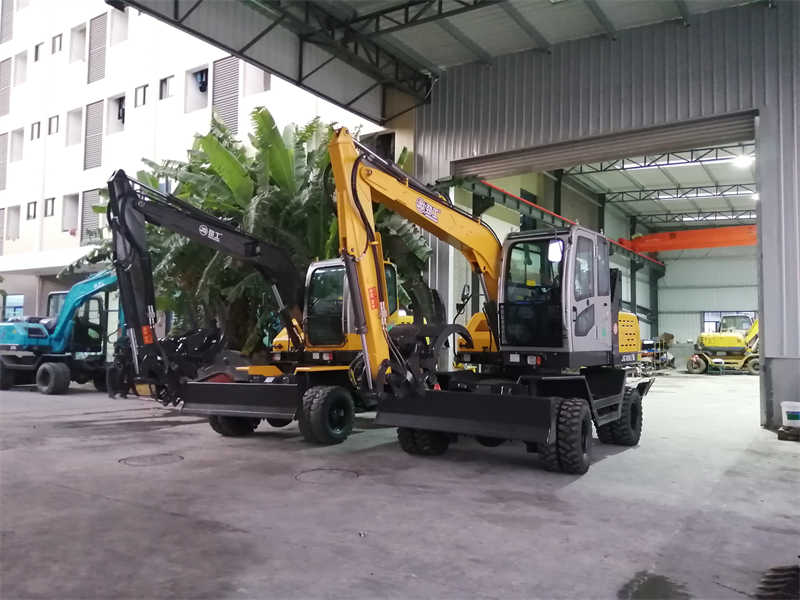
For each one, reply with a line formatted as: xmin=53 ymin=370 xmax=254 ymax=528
xmin=752 ymin=193 xmax=760 ymax=201
xmin=732 ymin=154 xmax=755 ymax=168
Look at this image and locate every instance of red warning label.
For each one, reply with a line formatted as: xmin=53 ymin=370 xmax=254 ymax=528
xmin=368 ymin=286 xmax=379 ymax=310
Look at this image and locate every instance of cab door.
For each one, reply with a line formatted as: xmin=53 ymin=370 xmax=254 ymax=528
xmin=569 ymin=229 xmax=610 ymax=353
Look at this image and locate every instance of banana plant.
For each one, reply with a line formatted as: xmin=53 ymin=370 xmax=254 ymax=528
xmin=61 ymin=107 xmax=432 ymax=354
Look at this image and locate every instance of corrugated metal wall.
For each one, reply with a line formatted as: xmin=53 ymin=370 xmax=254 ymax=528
xmin=83 ymin=100 xmax=103 ymax=170
xmin=0 ymin=0 xmax=12 ymax=44
xmin=80 ymin=189 xmax=100 ymax=246
xmin=87 ymin=13 xmax=106 ymax=84
xmin=415 ymin=2 xmax=799 ymax=427
xmin=0 ymin=56 xmax=10 ymax=117
xmin=212 ymin=56 xmax=239 ymax=134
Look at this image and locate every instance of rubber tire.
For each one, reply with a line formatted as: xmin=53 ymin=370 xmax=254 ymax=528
xmin=595 ymin=422 xmax=616 ymax=444
xmin=208 ymin=415 xmax=260 ymax=437
xmin=604 ymin=389 xmax=643 ymax=446
xmin=475 ymin=436 xmax=505 ymax=447
xmin=93 ymin=371 xmax=107 ymax=392
xmin=266 ymin=418 xmax=293 ymax=428
xmin=302 ymin=386 xmax=355 ymax=445
xmin=54 ymin=363 xmax=71 ymax=393
xmin=550 ymin=398 xmax=593 ymax=475
xmin=0 ymin=361 xmax=14 ymax=390
xmin=686 ymin=356 xmax=707 ymax=374
xmin=397 ymin=427 xmax=419 ymax=454
xmin=398 ymin=428 xmax=449 ymax=456
xmin=36 ymin=362 xmax=70 ymax=395
xmin=745 ymin=358 xmax=760 ymax=375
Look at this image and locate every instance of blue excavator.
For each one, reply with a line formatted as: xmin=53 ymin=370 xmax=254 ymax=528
xmin=0 ymin=269 xmax=118 ymax=394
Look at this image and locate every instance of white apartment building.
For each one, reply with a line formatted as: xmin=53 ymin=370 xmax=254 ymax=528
xmin=0 ymin=0 xmax=380 ymax=318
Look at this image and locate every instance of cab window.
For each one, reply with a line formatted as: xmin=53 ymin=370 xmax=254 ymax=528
xmin=505 ymin=240 xmax=559 ymax=302
xmin=574 ymin=236 xmax=594 ymax=301
xmin=384 ymin=264 xmax=398 ymax=315
xmin=306 ymin=266 xmax=345 ymax=346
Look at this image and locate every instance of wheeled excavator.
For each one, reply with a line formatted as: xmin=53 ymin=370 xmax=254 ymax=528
xmin=316 ymin=128 xmax=653 ymax=473
xmin=106 ymin=170 xmax=305 ymax=405
xmin=183 ymin=129 xmax=653 ymax=472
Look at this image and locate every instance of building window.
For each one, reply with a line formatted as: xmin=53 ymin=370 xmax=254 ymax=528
xmin=185 ymin=67 xmax=209 ymax=112
xmin=107 ymin=94 xmax=125 ymax=133
xmin=159 ymin=75 xmax=173 ymax=100
xmin=51 ymin=33 xmax=62 ymax=54
xmin=30 ymin=121 xmax=40 ymax=140
xmin=243 ymin=62 xmax=270 ymax=95
xmin=109 ymin=7 xmax=128 ymax=45
xmin=48 ymin=115 xmax=59 ymax=135
xmin=26 ymin=201 xmax=36 ymax=220
xmin=44 ymin=197 xmax=54 ymax=217
xmin=13 ymin=50 xmax=26 ymax=85
xmin=34 ymin=42 xmax=43 ymax=62
xmin=70 ymin=24 xmax=86 ymax=63
xmin=10 ymin=128 xmax=23 ymax=161
xmin=2 ymin=294 xmax=24 ymax=320
xmin=6 ymin=206 xmax=20 ymax=240
xmin=66 ymin=107 xmax=81 ymax=146
xmin=134 ymin=84 xmax=147 ymax=107
xmin=62 ymin=194 xmax=79 ymax=232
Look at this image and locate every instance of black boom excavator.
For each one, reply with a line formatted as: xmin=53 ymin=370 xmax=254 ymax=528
xmin=106 ymin=170 xmax=304 ymax=402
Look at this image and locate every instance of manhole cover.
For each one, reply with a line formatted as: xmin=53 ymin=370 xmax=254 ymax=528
xmin=119 ymin=453 xmax=184 ymax=467
xmin=295 ymin=468 xmax=359 ymax=483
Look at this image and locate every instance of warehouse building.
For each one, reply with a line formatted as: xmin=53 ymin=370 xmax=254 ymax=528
xmin=112 ymin=0 xmax=796 ymax=428
xmin=1 ymin=1 xmax=798 ymax=598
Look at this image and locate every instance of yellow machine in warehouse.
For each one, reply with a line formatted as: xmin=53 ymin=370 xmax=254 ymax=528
xmin=687 ymin=316 xmax=759 ymax=375
xmin=177 ymin=128 xmax=652 ymax=473
xmin=315 ymin=128 xmax=652 ymax=474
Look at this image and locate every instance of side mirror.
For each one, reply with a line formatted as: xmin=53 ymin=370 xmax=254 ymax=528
xmin=460 ymin=283 xmax=471 ymax=303
xmin=548 ymin=239 xmax=564 ymax=263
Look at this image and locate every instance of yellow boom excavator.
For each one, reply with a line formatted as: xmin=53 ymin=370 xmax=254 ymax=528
xmin=173 ymin=129 xmax=652 ymax=473
xmin=321 ymin=128 xmax=652 ymax=473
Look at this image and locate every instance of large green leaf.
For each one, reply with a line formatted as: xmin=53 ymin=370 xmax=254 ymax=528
xmin=251 ymin=107 xmax=295 ymax=195
xmin=198 ymin=133 xmax=254 ymax=207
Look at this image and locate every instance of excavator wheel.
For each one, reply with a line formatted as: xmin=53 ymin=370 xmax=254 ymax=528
xmin=539 ymin=398 xmax=592 ymax=474
xmin=266 ymin=418 xmax=293 ymax=428
xmin=208 ymin=416 xmax=260 ymax=437
xmin=301 ymin=385 xmax=354 ymax=445
xmin=397 ymin=427 xmax=419 ymax=453
xmin=686 ymin=356 xmax=707 ymax=374
xmin=397 ymin=428 xmax=449 ymax=456
xmin=36 ymin=362 xmax=70 ymax=395
xmin=0 ymin=361 xmax=14 ymax=390
xmin=745 ymin=358 xmax=760 ymax=375
xmin=603 ymin=389 xmax=643 ymax=447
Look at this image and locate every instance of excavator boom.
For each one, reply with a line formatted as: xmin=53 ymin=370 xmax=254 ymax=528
xmin=328 ymin=129 xmax=503 ymax=384
xmin=106 ymin=170 xmax=304 ymax=386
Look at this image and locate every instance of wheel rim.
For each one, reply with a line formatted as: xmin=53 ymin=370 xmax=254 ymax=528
xmin=328 ymin=399 xmax=348 ymax=434
xmin=40 ymin=369 xmax=50 ymax=387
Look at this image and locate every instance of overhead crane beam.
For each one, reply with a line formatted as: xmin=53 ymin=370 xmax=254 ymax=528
xmin=618 ymin=225 xmax=757 ymax=253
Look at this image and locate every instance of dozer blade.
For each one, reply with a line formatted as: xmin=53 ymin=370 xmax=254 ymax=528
xmin=181 ymin=382 xmax=299 ymax=420
xmin=376 ymin=389 xmax=556 ymax=443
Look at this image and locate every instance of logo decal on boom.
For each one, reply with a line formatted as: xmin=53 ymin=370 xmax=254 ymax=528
xmin=415 ymin=198 xmax=441 ymax=223
xmin=198 ymin=224 xmax=222 ymax=243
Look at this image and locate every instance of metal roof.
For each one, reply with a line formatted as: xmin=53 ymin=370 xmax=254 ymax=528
xmin=115 ymin=0 xmax=759 ymax=124
xmin=564 ymin=141 xmax=758 ymax=229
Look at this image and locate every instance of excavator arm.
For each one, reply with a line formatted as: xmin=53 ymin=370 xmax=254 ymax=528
xmin=328 ymin=129 xmax=504 ymax=387
xmin=106 ymin=170 xmax=304 ymax=377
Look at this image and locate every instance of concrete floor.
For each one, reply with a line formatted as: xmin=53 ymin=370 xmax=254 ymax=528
xmin=1 ymin=372 xmax=797 ymax=599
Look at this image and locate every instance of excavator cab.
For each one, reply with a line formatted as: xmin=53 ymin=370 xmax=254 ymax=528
xmin=498 ymin=226 xmax=618 ymax=369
